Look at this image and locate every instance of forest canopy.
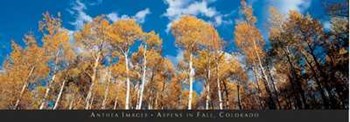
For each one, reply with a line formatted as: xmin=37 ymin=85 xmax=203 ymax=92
xmin=0 ymin=0 xmax=348 ymax=110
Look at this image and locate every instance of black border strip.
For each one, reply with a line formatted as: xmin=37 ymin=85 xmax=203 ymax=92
xmin=0 ymin=110 xmax=348 ymax=122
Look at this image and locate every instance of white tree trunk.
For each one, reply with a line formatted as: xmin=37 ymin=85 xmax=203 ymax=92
xmin=68 ymin=98 xmax=74 ymax=110
xmin=216 ymin=61 xmax=223 ymax=110
xmin=39 ymin=51 xmax=60 ymax=109
xmin=148 ymin=101 xmax=152 ymax=109
xmin=53 ymin=80 xmax=66 ymax=110
xmin=205 ymin=83 xmax=210 ymax=110
xmin=155 ymin=93 xmax=159 ymax=109
xmin=252 ymin=41 xmax=270 ymax=88
xmin=188 ymin=53 xmax=194 ymax=110
xmin=14 ymin=82 xmax=28 ymax=110
xmin=85 ymin=54 xmax=100 ymax=109
xmin=101 ymin=69 xmax=111 ymax=109
xmin=39 ymin=75 xmax=56 ymax=109
xmin=89 ymin=93 xmax=95 ymax=109
xmin=135 ymin=83 xmax=140 ymax=109
xmin=14 ymin=66 xmax=35 ymax=109
xmin=137 ymin=45 xmax=147 ymax=110
xmin=113 ymin=95 xmax=118 ymax=110
xmin=205 ymin=65 xmax=211 ymax=110
xmin=252 ymin=66 xmax=263 ymax=109
xmin=124 ymin=52 xmax=131 ymax=110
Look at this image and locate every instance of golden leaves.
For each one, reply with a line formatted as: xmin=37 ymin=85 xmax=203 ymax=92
xmin=1 ymin=3 xmax=347 ymax=110
xmin=144 ymin=31 xmax=162 ymax=48
xmin=111 ymin=61 xmax=127 ymax=77
xmin=107 ymin=19 xmax=143 ymax=48
xmin=75 ymin=17 xmax=110 ymax=49
xmin=241 ymin=0 xmax=256 ymax=24
xmin=235 ymin=0 xmax=265 ymax=65
xmin=40 ymin=12 xmax=75 ymax=64
xmin=9 ymin=41 xmax=23 ymax=65
xmin=268 ymin=7 xmax=284 ymax=41
xmin=234 ymin=22 xmax=264 ymax=63
xmin=171 ymin=15 xmax=220 ymax=51
xmin=39 ymin=12 xmax=62 ymax=35
xmin=331 ymin=17 xmax=349 ymax=34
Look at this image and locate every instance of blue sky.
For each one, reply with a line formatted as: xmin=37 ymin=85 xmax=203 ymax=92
xmin=0 ymin=0 xmax=330 ymax=65
xmin=0 ymin=0 xmax=331 ymax=93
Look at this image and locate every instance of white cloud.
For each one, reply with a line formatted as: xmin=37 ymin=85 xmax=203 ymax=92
xmin=184 ymin=1 xmax=216 ymax=17
xmin=163 ymin=0 xmax=191 ymax=20
xmin=69 ymin=0 xmax=151 ymax=30
xmin=163 ymin=0 xmax=232 ymax=32
xmin=68 ymin=0 xmax=93 ymax=30
xmin=107 ymin=8 xmax=151 ymax=24
xmin=275 ymin=0 xmax=311 ymax=14
xmin=165 ymin=49 xmax=184 ymax=66
xmin=66 ymin=0 xmax=151 ymax=56
xmin=134 ymin=8 xmax=151 ymax=23
xmin=88 ymin=0 xmax=103 ymax=6
xmin=214 ymin=16 xmax=222 ymax=25
xmin=323 ymin=21 xmax=331 ymax=30
xmin=106 ymin=13 xmax=120 ymax=22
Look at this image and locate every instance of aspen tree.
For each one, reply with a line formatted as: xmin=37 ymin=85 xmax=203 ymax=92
xmin=107 ymin=19 xmax=143 ymax=109
xmin=13 ymin=34 xmax=49 ymax=109
xmin=0 ymin=42 xmax=24 ymax=108
xmin=38 ymin=12 xmax=74 ymax=109
xmin=234 ymin=0 xmax=276 ymax=109
xmin=132 ymin=31 xmax=161 ymax=109
xmin=171 ymin=16 xmax=215 ymax=110
xmin=75 ymin=17 xmax=111 ymax=109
